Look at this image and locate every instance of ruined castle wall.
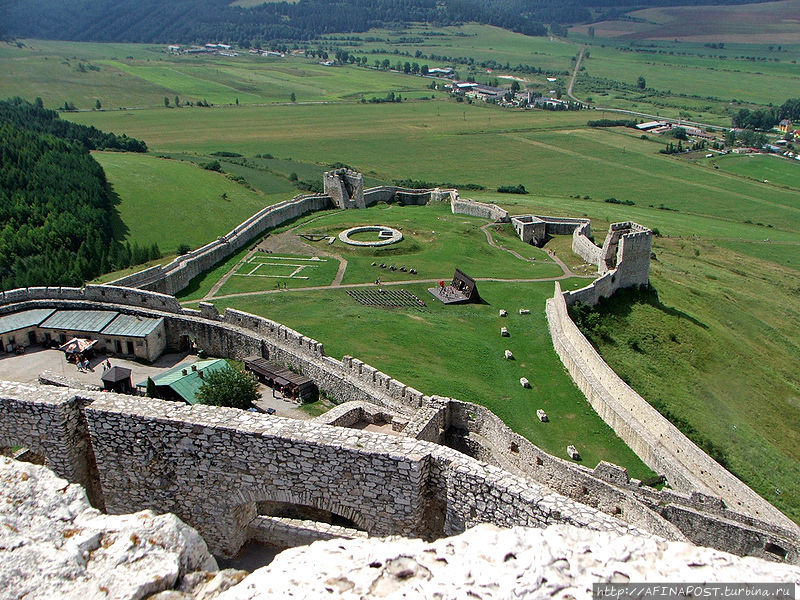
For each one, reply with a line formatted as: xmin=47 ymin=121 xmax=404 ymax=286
xmin=248 ymin=515 xmax=368 ymax=548
xmin=545 ymin=283 xmax=797 ymax=532
xmin=112 ymin=194 xmax=332 ymax=295
xmin=82 ymin=394 xmax=431 ymax=556
xmin=542 ymin=216 xmax=590 ymax=236
xmin=572 ymin=221 xmax=603 ymax=266
xmin=0 ymin=385 xmax=642 ymax=557
xmin=615 ymin=228 xmax=652 ymax=287
xmin=444 ymin=399 xmax=685 ymax=541
xmin=562 ymin=271 xmax=617 ymax=306
xmin=433 ymin=453 xmax=640 ymax=538
xmin=511 ymin=216 xmax=545 ymax=245
xmin=450 ymin=199 xmax=510 ymax=222
xmin=565 ymin=222 xmax=652 ymax=306
xmin=364 ymin=187 xmax=434 ymax=206
xmin=0 ymin=384 xmax=95 ymax=497
xmin=324 ymin=169 xmax=364 ymax=209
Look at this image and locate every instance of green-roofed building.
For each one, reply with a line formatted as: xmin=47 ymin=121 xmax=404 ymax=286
xmin=136 ymin=359 xmax=230 ymax=404
xmin=0 ymin=308 xmax=55 ymax=353
xmin=37 ymin=309 xmax=166 ymax=362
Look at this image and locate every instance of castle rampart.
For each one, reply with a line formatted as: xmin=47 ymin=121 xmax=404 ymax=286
xmin=564 ymin=221 xmax=653 ymax=306
xmin=1 ymin=285 xmax=798 ymax=562
xmin=511 ymin=215 xmax=590 ymax=247
xmin=324 ymin=169 xmax=364 ymax=209
xmin=450 ymin=197 xmax=510 ymax=222
xmin=111 ymin=193 xmax=333 ymax=295
xmin=0 ymin=383 xmax=640 ymax=557
xmin=545 ymin=282 xmax=797 ymax=537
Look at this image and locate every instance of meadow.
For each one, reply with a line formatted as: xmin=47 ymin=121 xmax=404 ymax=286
xmin=205 ymin=277 xmax=654 ymax=479
xmin=92 ymin=151 xmax=278 ymax=253
xmin=570 ymin=0 xmax=800 ymax=44
xmin=710 ymin=153 xmax=800 ymax=190
xmin=70 ymin=104 xmax=800 ymax=246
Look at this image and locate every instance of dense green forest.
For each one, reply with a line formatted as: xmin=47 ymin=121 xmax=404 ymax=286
xmin=0 ymin=97 xmax=147 ymax=152
xmin=2 ymin=0 xmax=771 ymax=45
xmin=0 ymin=98 xmax=152 ymax=289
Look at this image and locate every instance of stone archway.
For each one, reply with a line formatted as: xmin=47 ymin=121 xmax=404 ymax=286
xmin=218 ymin=485 xmax=372 ymax=557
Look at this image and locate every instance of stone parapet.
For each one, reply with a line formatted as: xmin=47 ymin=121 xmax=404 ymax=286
xmin=546 ymin=282 xmax=798 ymax=538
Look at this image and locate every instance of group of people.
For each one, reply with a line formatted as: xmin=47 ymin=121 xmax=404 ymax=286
xmin=74 ymin=355 xmax=92 ymax=372
xmin=75 ymin=356 xmax=112 ymax=373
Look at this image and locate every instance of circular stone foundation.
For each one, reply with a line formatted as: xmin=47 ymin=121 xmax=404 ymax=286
xmin=338 ymin=225 xmax=403 ymax=247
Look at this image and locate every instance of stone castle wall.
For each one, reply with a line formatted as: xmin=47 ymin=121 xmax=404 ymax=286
xmin=364 ymin=186 xmax=446 ymax=206
xmin=323 ymin=169 xmax=364 ymax=209
xmin=111 ymin=193 xmax=333 ymax=295
xmin=565 ymin=221 xmax=652 ymax=306
xmin=0 ymin=383 xmax=638 ymax=557
xmin=545 ymin=282 xmax=797 ymax=535
xmin=511 ymin=215 xmax=590 ymax=247
xmin=450 ymin=198 xmax=510 ymax=222
xmin=572 ymin=221 xmax=603 ymax=265
xmin=1 ymin=285 xmax=798 ymax=562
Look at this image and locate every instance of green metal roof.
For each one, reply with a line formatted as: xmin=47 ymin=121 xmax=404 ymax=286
xmin=0 ymin=309 xmax=55 ymax=335
xmin=102 ymin=314 xmax=164 ymax=338
xmin=136 ymin=359 xmax=229 ymax=404
xmin=40 ymin=310 xmax=117 ymax=333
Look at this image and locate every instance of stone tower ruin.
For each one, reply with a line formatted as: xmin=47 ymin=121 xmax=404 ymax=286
xmin=324 ymin=168 xmax=365 ymax=209
xmin=598 ymin=222 xmax=652 ymax=287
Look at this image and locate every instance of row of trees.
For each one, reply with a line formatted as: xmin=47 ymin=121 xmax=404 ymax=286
xmin=730 ymin=98 xmax=800 ymax=131
xmin=5 ymin=0 xmax=590 ymax=45
xmin=0 ymin=98 xmax=149 ymax=289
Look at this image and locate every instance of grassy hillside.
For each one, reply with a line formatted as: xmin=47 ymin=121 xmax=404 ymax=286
xmin=93 ymin=151 xmax=276 ymax=252
xmin=573 ymin=238 xmax=800 ymax=522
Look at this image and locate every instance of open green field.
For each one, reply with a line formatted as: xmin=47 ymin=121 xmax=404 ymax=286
xmin=571 ymin=0 xmax=800 ymax=44
xmin=69 ymin=104 xmax=800 ymax=246
xmin=710 ymin=153 xmax=800 ymax=190
xmin=286 ymin=204 xmax=564 ymax=284
xmin=0 ymin=39 xmax=438 ymax=109
xmin=206 ymin=277 xmax=653 ymax=479
xmin=220 ymin=253 xmax=340 ymax=294
xmin=92 ymin=151 xmax=276 ymax=253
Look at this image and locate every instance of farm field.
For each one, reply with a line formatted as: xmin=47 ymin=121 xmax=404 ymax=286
xmin=69 ymin=104 xmax=800 ymax=243
xmin=0 ymin=39 xmax=438 ymax=109
xmin=570 ymin=0 xmax=800 ymax=44
xmin=573 ymin=43 xmax=800 ymax=115
xmin=4 ymin=20 xmax=798 ymax=125
xmin=710 ymin=153 xmax=800 ymax=190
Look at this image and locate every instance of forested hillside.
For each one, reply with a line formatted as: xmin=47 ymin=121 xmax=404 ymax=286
xmin=2 ymin=0 xmax=770 ymax=45
xmin=0 ymin=98 xmax=152 ymax=289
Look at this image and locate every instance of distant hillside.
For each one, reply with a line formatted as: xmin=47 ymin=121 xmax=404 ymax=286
xmin=2 ymin=0 xmax=771 ymax=45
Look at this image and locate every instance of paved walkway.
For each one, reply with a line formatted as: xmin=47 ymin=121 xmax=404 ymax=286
xmin=0 ymin=347 xmax=196 ymax=388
